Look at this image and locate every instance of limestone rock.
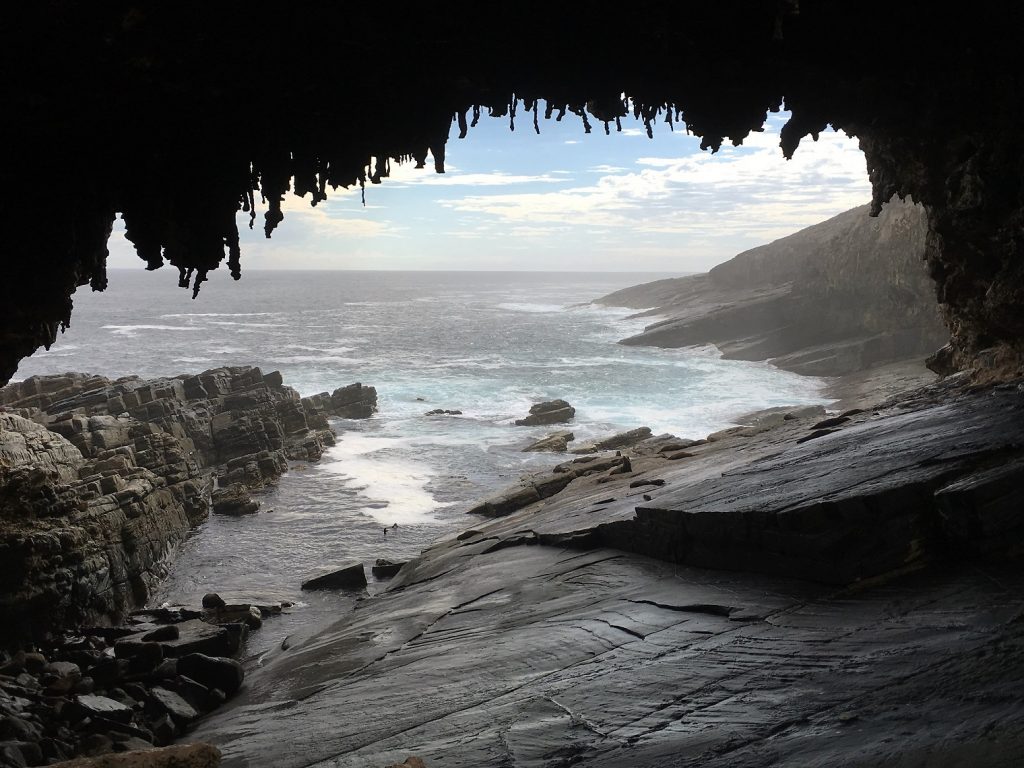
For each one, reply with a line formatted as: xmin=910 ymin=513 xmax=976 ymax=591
xmin=514 ymin=400 xmax=575 ymax=427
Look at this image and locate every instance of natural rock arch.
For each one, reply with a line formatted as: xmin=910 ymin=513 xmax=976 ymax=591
xmin=1 ymin=2 xmax=1021 ymax=382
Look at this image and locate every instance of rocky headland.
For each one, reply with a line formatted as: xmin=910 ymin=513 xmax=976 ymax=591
xmin=598 ymin=198 xmax=949 ymax=377
xmin=0 ymin=368 xmax=376 ymax=647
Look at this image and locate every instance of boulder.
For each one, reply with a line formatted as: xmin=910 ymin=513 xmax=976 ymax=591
xmin=424 ymin=409 xmax=462 ymax=416
xmin=201 ymin=593 xmax=225 ymax=610
xmin=211 ymin=484 xmax=259 ymax=516
xmin=514 ymin=400 xmax=575 ymax=427
xmin=141 ymin=625 xmax=179 ymax=642
xmin=569 ymin=426 xmax=652 ymax=454
xmin=328 ymin=383 xmax=377 ymax=419
xmin=69 ymin=695 xmax=134 ymax=725
xmin=157 ymin=620 xmax=238 ymax=658
xmin=522 ymin=431 xmax=574 ymax=452
xmin=177 ymin=654 xmax=244 ymax=697
xmin=205 ymin=605 xmax=262 ymax=630
xmin=145 ymin=687 xmax=198 ymax=726
xmin=371 ymin=559 xmax=406 ymax=579
xmin=301 ymin=563 xmax=367 ymax=591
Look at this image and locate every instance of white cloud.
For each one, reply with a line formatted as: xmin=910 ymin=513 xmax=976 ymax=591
xmin=442 ymin=125 xmax=870 ymax=248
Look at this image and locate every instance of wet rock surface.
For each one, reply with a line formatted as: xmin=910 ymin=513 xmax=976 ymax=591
xmin=194 ymin=380 xmax=1024 ymax=767
xmin=300 ymin=564 xmax=367 ymax=592
xmin=0 ymin=368 xmax=372 ymax=644
xmin=0 ymin=595 xmax=278 ymax=766
xmin=513 ymin=400 xmax=575 ymax=427
xmin=522 ymin=431 xmax=574 ymax=453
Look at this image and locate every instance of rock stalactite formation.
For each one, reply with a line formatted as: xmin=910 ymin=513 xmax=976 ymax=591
xmin=1 ymin=4 xmax=1023 ymax=381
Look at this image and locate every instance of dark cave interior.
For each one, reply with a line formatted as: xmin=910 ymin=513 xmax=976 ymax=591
xmin=1 ymin=2 xmax=1022 ymax=383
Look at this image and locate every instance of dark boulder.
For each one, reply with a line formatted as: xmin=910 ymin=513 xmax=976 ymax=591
xmin=177 ymin=654 xmax=244 ymax=697
xmin=371 ymin=559 xmax=406 ymax=579
xmin=211 ymin=484 xmax=260 ymax=516
xmin=301 ymin=563 xmax=367 ymax=591
xmin=201 ymin=593 xmax=226 ymax=610
xmin=514 ymin=400 xmax=575 ymax=427
xmin=329 ymin=383 xmax=377 ymax=419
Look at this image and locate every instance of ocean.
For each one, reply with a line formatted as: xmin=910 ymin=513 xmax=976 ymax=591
xmin=15 ymin=269 xmax=829 ymax=659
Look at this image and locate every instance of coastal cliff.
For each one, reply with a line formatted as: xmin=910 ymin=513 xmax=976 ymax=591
xmin=0 ymin=368 xmax=376 ymax=645
xmin=599 ymin=198 xmax=949 ymax=376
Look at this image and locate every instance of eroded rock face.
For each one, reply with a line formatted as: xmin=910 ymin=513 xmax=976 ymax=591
xmin=0 ymin=367 xmax=371 ymax=645
xmin=0 ymin=411 xmax=207 ymax=643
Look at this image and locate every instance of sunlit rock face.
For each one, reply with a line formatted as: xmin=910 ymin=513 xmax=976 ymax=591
xmin=0 ymin=3 xmax=1022 ymax=381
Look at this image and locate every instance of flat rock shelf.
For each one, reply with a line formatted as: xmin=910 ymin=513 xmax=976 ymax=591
xmin=193 ymin=378 xmax=1024 ymax=767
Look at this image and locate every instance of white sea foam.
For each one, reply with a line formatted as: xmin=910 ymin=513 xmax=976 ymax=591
xmin=174 ymin=357 xmax=213 ymax=363
xmin=268 ymin=355 xmax=363 ymax=365
xmin=160 ymin=312 xmax=280 ymax=318
xmin=102 ymin=325 xmax=200 ymax=336
xmin=286 ymin=344 xmax=356 ymax=355
xmin=207 ymin=321 xmax=288 ymax=328
xmin=320 ymin=434 xmax=447 ymax=525
xmin=496 ymin=302 xmax=568 ymax=314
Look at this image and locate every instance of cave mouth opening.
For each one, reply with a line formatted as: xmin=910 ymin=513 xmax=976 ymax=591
xmin=100 ymin=105 xmax=873 ymax=288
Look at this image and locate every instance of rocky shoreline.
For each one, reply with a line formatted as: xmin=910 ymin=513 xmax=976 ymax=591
xmin=0 ymin=367 xmax=376 ymax=646
xmin=3 ymin=359 xmax=1023 ymax=766
xmin=190 ymin=373 xmax=1024 ymax=767
xmin=0 ymin=367 xmax=380 ymax=765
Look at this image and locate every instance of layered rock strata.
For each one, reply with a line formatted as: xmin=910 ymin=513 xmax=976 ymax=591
xmin=0 ymin=368 xmax=375 ymax=645
xmin=600 ymin=200 xmax=949 ymax=376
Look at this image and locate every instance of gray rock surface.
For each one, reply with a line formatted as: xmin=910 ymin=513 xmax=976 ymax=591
xmin=599 ymin=200 xmax=949 ymax=376
xmin=522 ymin=431 xmax=575 ymax=453
xmin=514 ymin=400 xmax=575 ymax=427
xmin=193 ymin=379 xmax=1024 ymax=767
xmin=0 ymin=367 xmax=372 ymax=644
xmin=569 ymin=426 xmax=652 ymax=454
xmin=301 ymin=564 xmax=367 ymax=591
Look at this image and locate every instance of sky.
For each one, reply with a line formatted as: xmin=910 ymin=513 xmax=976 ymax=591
xmin=106 ymin=107 xmax=872 ymax=274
